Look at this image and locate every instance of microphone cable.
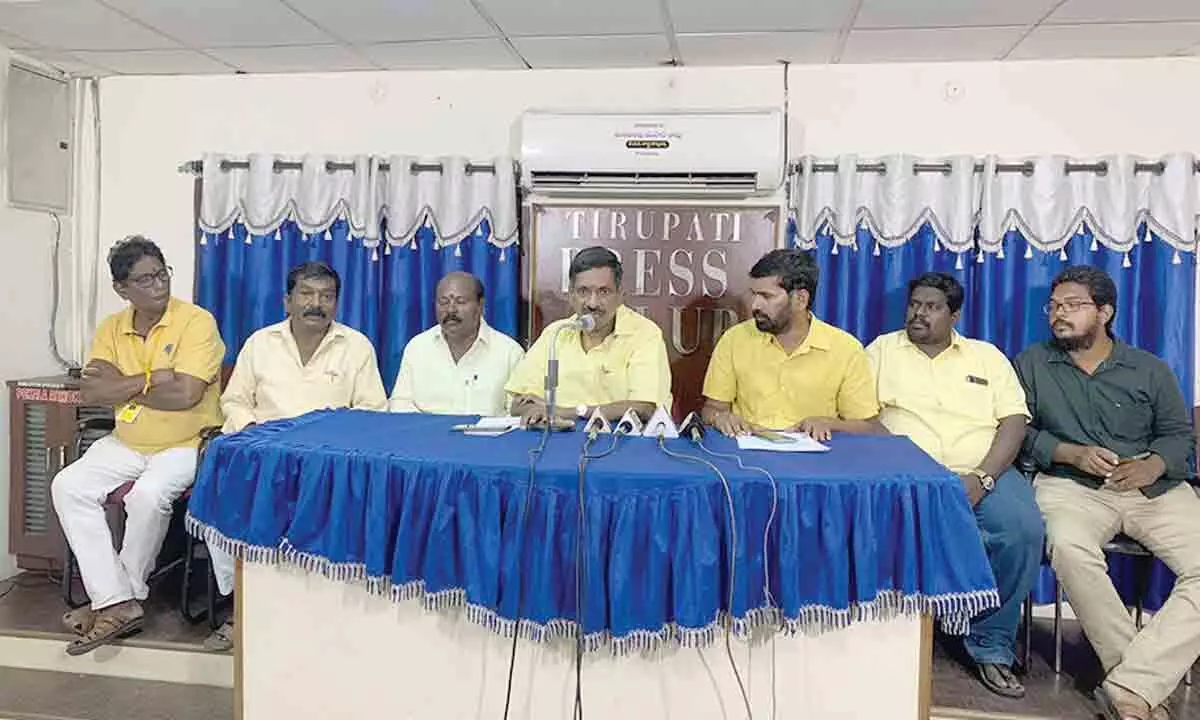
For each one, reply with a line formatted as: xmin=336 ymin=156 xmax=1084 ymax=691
xmin=656 ymin=435 xmax=754 ymax=720
xmin=698 ymin=438 xmax=782 ymax=720
xmin=500 ymin=419 xmax=554 ymax=720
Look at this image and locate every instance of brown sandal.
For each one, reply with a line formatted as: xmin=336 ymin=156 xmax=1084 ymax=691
xmin=66 ymin=611 xmax=143 ymax=656
xmin=61 ymin=607 xmax=96 ymax=636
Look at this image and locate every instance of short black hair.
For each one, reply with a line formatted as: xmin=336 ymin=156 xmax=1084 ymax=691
xmin=1052 ymin=265 xmax=1117 ymax=333
xmin=749 ymin=248 xmax=819 ymax=299
xmin=108 ymin=235 xmax=165 ymax=283
xmin=569 ymin=246 xmax=622 ymax=288
xmin=286 ymin=261 xmax=341 ymax=296
xmin=908 ymin=272 xmax=965 ymax=313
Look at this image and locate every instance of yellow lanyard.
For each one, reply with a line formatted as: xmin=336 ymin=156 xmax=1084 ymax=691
xmin=139 ymin=327 xmax=166 ymax=395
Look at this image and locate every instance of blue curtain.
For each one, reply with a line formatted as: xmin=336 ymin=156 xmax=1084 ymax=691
xmin=794 ymin=220 xmax=1196 ymax=609
xmin=195 ymin=218 xmax=519 ymax=394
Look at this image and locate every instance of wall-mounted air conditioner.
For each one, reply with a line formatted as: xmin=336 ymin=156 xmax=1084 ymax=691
xmin=519 ymin=109 xmax=784 ymax=198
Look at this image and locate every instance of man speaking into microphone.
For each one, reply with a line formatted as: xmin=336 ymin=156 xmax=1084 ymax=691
xmin=506 ymin=246 xmax=672 ymax=426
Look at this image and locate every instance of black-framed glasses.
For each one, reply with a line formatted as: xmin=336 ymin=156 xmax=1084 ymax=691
xmin=1043 ymin=299 xmax=1095 ymax=316
xmin=127 ymin=266 xmax=173 ymax=289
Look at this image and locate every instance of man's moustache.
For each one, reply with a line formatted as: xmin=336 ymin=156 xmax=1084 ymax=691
xmin=303 ymin=309 xmax=326 ymax=318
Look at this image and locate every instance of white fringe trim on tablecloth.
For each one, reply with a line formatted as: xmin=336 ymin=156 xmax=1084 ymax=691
xmin=187 ymin=514 xmax=999 ymax=656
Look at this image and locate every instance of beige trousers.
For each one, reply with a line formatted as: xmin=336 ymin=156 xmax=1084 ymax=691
xmin=1036 ymin=473 xmax=1200 ymax=706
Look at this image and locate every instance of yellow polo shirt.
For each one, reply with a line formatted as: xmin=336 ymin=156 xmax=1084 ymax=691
xmin=702 ymin=316 xmax=879 ymax=429
xmin=89 ymin=298 xmax=225 ymax=454
xmin=865 ymin=330 xmax=1030 ymax=473
xmin=504 ymin=305 xmax=672 ymax=409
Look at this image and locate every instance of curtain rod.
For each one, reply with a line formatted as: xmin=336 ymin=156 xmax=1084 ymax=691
xmin=176 ymin=159 xmax=516 ymax=175
xmin=791 ymin=160 xmax=1200 ymax=176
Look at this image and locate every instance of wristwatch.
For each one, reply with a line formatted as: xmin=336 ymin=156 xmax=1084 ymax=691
xmin=967 ymin=469 xmax=996 ymax=493
xmin=577 ymin=404 xmax=590 ymax=419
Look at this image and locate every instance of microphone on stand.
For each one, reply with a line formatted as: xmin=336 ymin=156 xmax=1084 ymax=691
xmin=544 ymin=314 xmax=596 ymax=428
xmin=678 ymin=412 xmax=705 ymax=444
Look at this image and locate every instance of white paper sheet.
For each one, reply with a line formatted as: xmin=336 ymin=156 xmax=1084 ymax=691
xmin=736 ymin=432 xmax=830 ymax=453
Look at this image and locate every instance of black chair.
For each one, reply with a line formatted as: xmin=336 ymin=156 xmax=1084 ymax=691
xmin=179 ymin=428 xmax=228 ymax=630
xmin=61 ymin=419 xmax=225 ymax=633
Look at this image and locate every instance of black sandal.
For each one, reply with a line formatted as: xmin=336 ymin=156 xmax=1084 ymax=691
xmin=977 ymin=663 xmax=1026 ymax=699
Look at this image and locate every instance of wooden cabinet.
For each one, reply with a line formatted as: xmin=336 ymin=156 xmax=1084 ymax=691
xmin=8 ymin=377 xmax=110 ymax=571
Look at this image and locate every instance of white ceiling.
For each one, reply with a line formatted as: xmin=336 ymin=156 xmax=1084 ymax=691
xmin=2 ymin=0 xmax=1200 ymax=77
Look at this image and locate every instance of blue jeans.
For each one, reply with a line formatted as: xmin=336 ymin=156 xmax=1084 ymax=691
xmin=964 ymin=466 xmax=1046 ymax=666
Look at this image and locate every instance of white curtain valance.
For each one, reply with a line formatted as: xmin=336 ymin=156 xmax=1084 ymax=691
xmin=790 ymin=153 xmax=1198 ymax=257
xmin=198 ymin=153 xmax=518 ymax=248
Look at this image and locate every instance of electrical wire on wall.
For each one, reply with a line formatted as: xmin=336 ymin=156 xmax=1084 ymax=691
xmin=46 ymin=209 xmax=74 ymax=370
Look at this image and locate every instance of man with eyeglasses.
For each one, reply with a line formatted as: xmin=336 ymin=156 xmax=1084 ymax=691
xmin=506 ymin=246 xmax=671 ymax=425
xmin=1016 ymin=265 xmax=1198 ymax=720
xmin=389 ymin=271 xmax=524 ymax=416
xmin=52 ymin=236 xmax=225 ymax=655
xmin=207 ymin=260 xmax=388 ymax=650
xmin=866 ymin=272 xmax=1043 ymax=700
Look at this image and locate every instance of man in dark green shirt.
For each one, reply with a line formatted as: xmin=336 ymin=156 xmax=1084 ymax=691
xmin=1015 ymin=265 xmax=1198 ymax=720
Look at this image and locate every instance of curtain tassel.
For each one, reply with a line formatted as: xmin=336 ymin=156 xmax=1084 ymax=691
xmin=872 ymin=243 xmax=880 ymax=257
xmin=1023 ymin=245 xmax=1033 ymax=260
xmin=954 ymin=253 xmax=963 ymax=271
xmin=409 ymin=238 xmax=418 ymax=251
xmin=932 ymin=238 xmax=942 ymax=253
xmin=1173 ymin=250 xmax=1182 ymax=265
xmin=1090 ymin=237 xmax=1099 ymax=252
xmin=499 ymin=247 xmax=507 ymax=263
xmin=996 ymin=246 xmax=1005 ymax=260
xmin=454 ymin=244 xmax=463 ymax=258
xmin=199 ymin=235 xmax=207 ymax=246
xmin=324 ymin=229 xmax=331 ymax=242
xmin=371 ymin=247 xmax=380 ymax=262
xmin=1122 ymin=252 xmax=1132 ymax=269
xmin=383 ymin=243 xmax=392 ymax=255
xmin=975 ymin=249 xmax=985 ymax=264
xmin=1058 ymin=248 xmax=1068 ymax=261
xmin=244 ymin=233 xmax=253 ymax=246
xmin=830 ymin=243 xmax=839 ymax=256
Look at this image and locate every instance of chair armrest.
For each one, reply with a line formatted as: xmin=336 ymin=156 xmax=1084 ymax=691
xmin=197 ymin=426 xmax=223 ymax=459
xmin=1015 ymin=456 xmax=1038 ymax=480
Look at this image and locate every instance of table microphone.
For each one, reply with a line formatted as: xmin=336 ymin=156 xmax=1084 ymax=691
xmin=545 ymin=314 xmax=596 ymax=427
xmin=678 ymin=412 xmax=705 ymax=443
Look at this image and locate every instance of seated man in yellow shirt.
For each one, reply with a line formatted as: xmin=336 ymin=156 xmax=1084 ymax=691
xmin=701 ymin=248 xmax=879 ymax=440
xmin=205 ymin=260 xmax=388 ymax=650
xmin=866 ymin=272 xmax=1043 ymax=700
xmin=52 ymin=236 xmax=225 ymax=656
xmin=505 ymin=246 xmax=671 ymax=425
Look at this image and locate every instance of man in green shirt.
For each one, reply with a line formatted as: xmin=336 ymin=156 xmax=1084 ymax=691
xmin=1016 ymin=265 xmax=1198 ymax=720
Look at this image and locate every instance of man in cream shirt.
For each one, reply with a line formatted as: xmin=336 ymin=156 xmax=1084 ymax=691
xmin=389 ymin=271 xmax=524 ymax=416
xmin=506 ymin=246 xmax=671 ymax=425
xmin=205 ymin=261 xmax=388 ymax=650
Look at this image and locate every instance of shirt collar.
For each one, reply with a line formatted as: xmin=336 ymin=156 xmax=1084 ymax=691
xmin=434 ymin=317 xmax=492 ymax=346
xmin=273 ymin=318 xmax=348 ymax=344
xmin=1047 ymin=337 xmax=1136 ymax=368
xmin=760 ymin=313 xmax=832 ymax=352
xmin=896 ymin=328 xmax=965 ymax=352
xmin=118 ymin=297 xmax=177 ymax=335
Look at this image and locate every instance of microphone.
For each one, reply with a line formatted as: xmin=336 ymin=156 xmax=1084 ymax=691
xmin=544 ymin=314 xmax=595 ymax=431
xmin=678 ymin=411 xmax=705 ymax=443
xmin=568 ymin=313 xmax=596 ymax=332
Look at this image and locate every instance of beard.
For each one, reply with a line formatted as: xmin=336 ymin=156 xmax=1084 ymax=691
xmin=1051 ymin=325 xmax=1102 ymax=352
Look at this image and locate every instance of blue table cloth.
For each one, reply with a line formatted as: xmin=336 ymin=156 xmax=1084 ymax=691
xmin=187 ymin=410 xmax=998 ymax=654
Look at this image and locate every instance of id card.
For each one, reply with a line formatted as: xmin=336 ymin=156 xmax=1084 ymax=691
xmin=116 ymin=403 xmax=143 ymax=423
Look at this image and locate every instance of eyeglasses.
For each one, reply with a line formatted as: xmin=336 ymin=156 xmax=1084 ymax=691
xmin=126 ymin=266 xmax=173 ymax=289
xmin=1043 ymin=299 xmax=1096 ymax=316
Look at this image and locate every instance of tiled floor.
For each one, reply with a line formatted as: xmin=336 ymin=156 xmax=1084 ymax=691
xmin=0 ymin=667 xmax=233 ymax=720
xmin=0 ymin=570 xmax=221 ymax=647
xmin=933 ymin=618 xmax=1199 ymax=719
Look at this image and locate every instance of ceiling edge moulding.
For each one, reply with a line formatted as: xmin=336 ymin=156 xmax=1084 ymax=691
xmin=789 ymin=153 xmax=1199 ymax=264
xmin=196 ymin=153 xmax=518 ymax=251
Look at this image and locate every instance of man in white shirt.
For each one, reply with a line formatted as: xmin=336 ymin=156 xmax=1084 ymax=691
xmin=389 ymin=271 xmax=524 ymax=416
xmin=203 ymin=261 xmax=388 ymax=650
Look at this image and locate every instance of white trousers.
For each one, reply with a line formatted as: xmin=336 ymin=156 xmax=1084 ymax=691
xmin=51 ymin=435 xmax=196 ymax=610
xmin=209 ymin=543 xmax=235 ymax=597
